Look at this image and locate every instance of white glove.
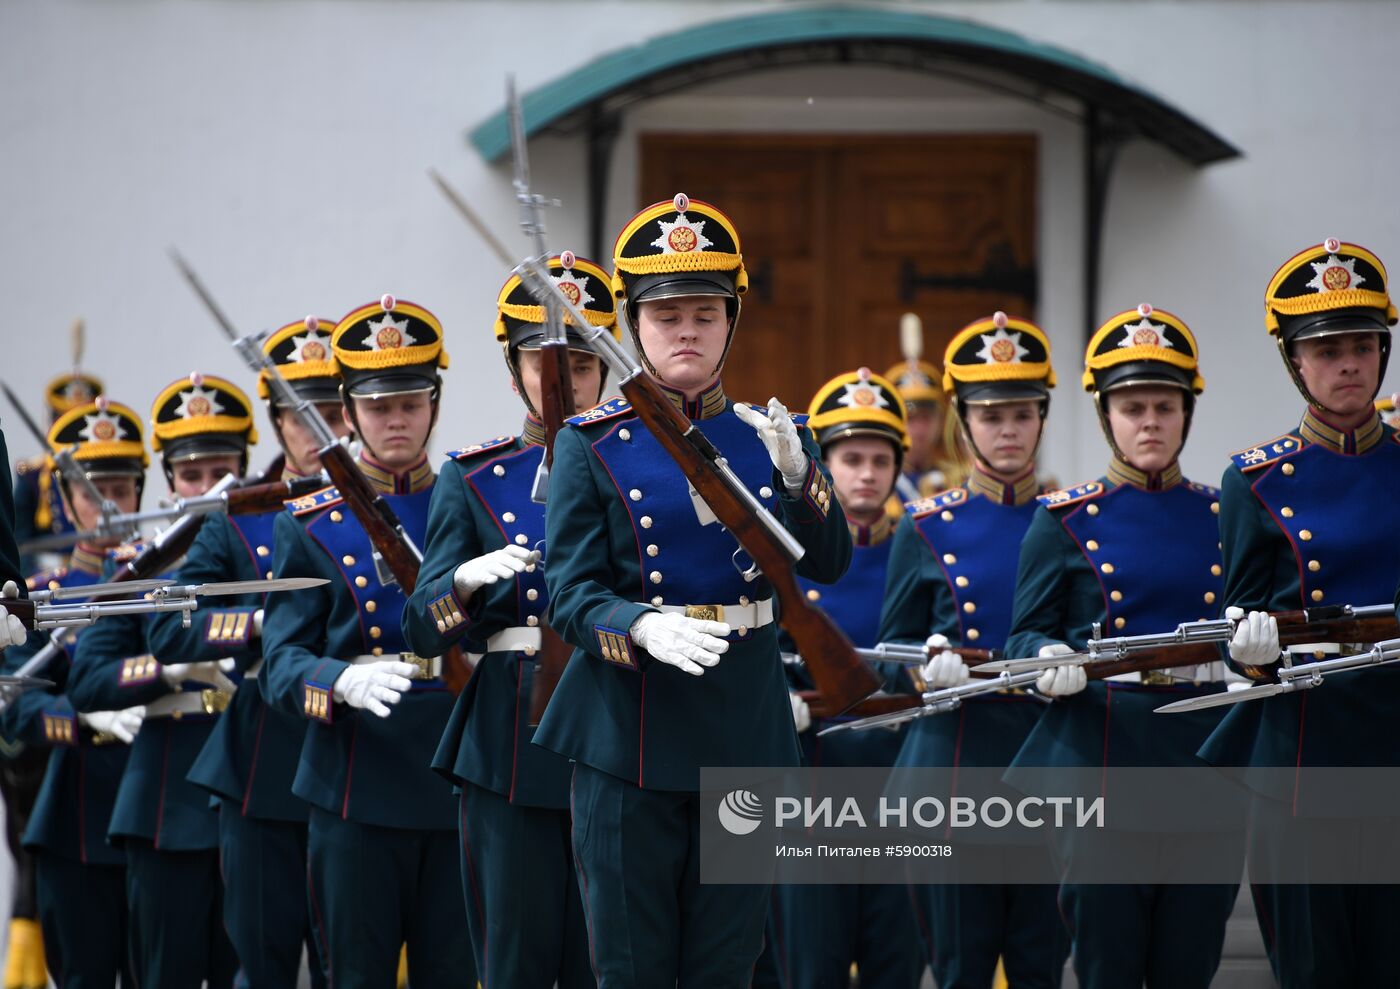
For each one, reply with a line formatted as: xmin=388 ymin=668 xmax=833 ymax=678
xmin=252 ymin=609 xmax=264 ymax=638
xmin=0 ymin=581 xmax=27 ymax=649
xmin=79 ymin=706 xmax=145 ymax=744
xmin=453 ymin=545 xmax=539 ymax=600
xmin=1226 ymin=606 xmax=1280 ymax=667
xmin=332 ymin=660 xmax=417 ymax=718
xmin=734 ymin=398 xmax=808 ymax=490
xmin=1035 ymin=643 xmax=1086 ymax=697
xmin=630 ymin=611 xmax=730 ymax=676
xmin=920 ymin=634 xmax=970 ymax=688
xmin=789 ymin=691 xmax=811 ymax=733
xmin=161 ymin=657 xmax=237 ymax=694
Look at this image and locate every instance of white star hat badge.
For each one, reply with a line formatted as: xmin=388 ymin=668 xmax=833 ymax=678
xmin=78 ymin=409 xmax=127 ymax=443
xmin=366 ymin=313 xmax=417 ymax=351
xmin=1116 ymin=319 xmax=1173 ymax=350
xmin=1305 ymin=254 xmax=1364 ymax=294
xmin=552 ymin=270 xmax=596 ymax=310
xmin=974 ymin=327 xmax=1029 ymax=365
xmin=837 ymin=381 xmax=890 ymax=410
xmin=175 ymin=384 xmax=223 ymax=419
xmin=286 ymin=331 xmax=331 ymax=363
xmin=650 ymin=213 xmax=713 ymax=255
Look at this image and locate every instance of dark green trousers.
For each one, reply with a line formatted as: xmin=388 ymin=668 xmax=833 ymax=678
xmin=125 ymin=840 xmax=237 ymax=989
xmin=36 ymin=852 xmax=131 ymax=988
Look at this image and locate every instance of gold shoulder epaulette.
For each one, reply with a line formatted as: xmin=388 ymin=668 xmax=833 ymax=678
xmin=449 ymin=436 xmax=514 ymax=461
xmin=1037 ymin=480 xmax=1105 ymax=510
xmin=1230 ymin=434 xmax=1302 ymax=473
xmin=908 ymin=487 xmax=967 ymax=519
xmin=566 ymin=397 xmax=631 ymax=427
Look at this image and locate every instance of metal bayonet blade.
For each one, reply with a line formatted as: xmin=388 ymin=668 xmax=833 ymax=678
xmin=1153 ymin=683 xmax=1287 ymax=714
xmin=35 ymin=578 xmax=175 ymax=601
xmin=186 ymin=577 xmax=329 ymax=597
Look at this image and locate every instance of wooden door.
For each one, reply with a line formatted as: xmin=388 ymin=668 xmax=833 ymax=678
xmin=639 ymin=134 xmax=1037 ymax=408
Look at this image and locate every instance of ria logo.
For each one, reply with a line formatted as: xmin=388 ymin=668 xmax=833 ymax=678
xmin=718 ymin=789 xmax=764 ymax=836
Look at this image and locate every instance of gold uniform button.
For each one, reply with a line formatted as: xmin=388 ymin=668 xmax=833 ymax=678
xmin=493 ymin=465 xmax=506 ymax=477
xmin=48 ymin=580 xmax=60 ymax=591
xmin=806 ymin=589 xmax=820 ymax=602
xmin=640 ymin=516 xmax=654 ymax=529
xmin=527 ymin=615 xmax=539 ymax=627
xmin=265 ymin=571 xmax=274 ymax=580
xmin=759 ymin=486 xmax=773 ymax=499
xmin=1204 ymin=591 xmax=1216 ymax=604
xmin=647 ymin=545 xmax=659 ymax=557
xmin=739 ymin=596 xmax=750 ymax=606
xmin=1110 ymin=590 xmax=1123 ymax=602
xmin=1101 ymin=563 xmax=1115 ymax=574
xmin=527 ymin=589 xmax=539 ymax=601
xmin=503 ymin=512 xmax=516 ymax=523
xmin=955 ymin=576 xmax=969 ymax=588
xmin=966 ymin=629 xmax=980 ymax=641
xmin=329 ymin=511 xmax=343 ymax=522
xmin=651 ymin=596 xmax=664 ymax=607
xmin=1282 ymin=463 xmax=1295 ymax=475
xmin=515 ymin=534 xmax=529 ymax=546
xmin=369 ymin=626 xmax=382 ymax=639
xmin=942 ymin=553 xmax=957 ymax=565
xmin=1211 ymin=564 xmax=1222 ymax=576
xmin=1210 ymin=502 xmax=1219 ymax=515
xmin=940 ymin=511 xmax=954 ymax=522
xmin=1114 ymin=617 xmax=1126 ymax=630
xmin=1086 ymin=504 xmax=1100 ymax=516
xmin=619 ymin=429 xmax=632 ymax=442
xmin=1311 ymin=589 xmax=1324 ymax=602
xmin=372 ymin=647 xmax=383 ymax=657
xmin=1308 ymin=560 xmax=1321 ymax=572
xmin=629 ymin=489 xmax=643 ymax=502
xmin=342 ymin=555 xmax=355 ymax=566
xmin=649 ymin=571 xmax=662 ymax=585
xmin=355 ymin=576 xmax=368 ymax=588
xmin=257 ymin=546 xmax=270 ymax=557
xmin=436 ymin=620 xmax=446 ymax=633
xmin=1086 ymin=540 xmax=1099 ymax=551
xmin=963 ymin=602 xmax=976 ymax=614
xmin=1281 ymin=507 xmax=1294 ymax=518
xmin=1298 ymin=530 xmax=1312 ymax=541
xmin=365 ymin=601 xmax=377 ymax=613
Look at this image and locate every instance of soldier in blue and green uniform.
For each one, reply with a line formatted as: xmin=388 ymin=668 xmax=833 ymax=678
xmin=886 ymin=354 xmax=961 ymax=500
xmin=534 ymin=194 xmax=852 ymax=987
xmin=146 ymin=318 xmax=347 ymax=989
xmin=262 ymin=296 xmax=473 ymax=989
xmin=765 ymin=367 xmax=924 ymax=988
xmin=0 ymin=398 xmax=146 ymax=988
xmin=1198 ymin=239 xmax=1400 ymax=988
xmin=67 ymin=373 xmax=259 ymax=989
xmin=1005 ymin=305 xmax=1237 ymax=988
xmin=402 ymin=253 xmax=616 ymax=989
xmin=3 ymin=369 xmax=100 ymax=989
xmin=879 ymin=313 xmax=1070 ymax=988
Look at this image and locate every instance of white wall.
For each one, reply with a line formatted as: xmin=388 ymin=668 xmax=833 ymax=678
xmin=3 ymin=0 xmax=1397 ymax=494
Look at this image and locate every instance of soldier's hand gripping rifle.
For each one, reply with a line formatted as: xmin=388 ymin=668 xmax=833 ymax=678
xmin=170 ymin=252 xmax=473 ymax=694
xmin=513 ymin=257 xmax=883 ymax=715
xmin=785 ymin=641 xmax=994 ymax=720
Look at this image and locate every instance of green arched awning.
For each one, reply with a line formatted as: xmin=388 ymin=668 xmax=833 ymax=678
xmin=469 ymin=5 xmax=1239 ymax=166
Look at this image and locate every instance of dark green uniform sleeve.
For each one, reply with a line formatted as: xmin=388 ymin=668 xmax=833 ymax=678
xmin=67 ymin=595 xmax=168 ymax=712
xmin=262 ymin=511 xmax=347 ymax=719
xmin=782 ymin=431 xmax=852 ymax=583
xmin=0 ymin=630 xmax=71 ymax=746
xmin=1004 ymin=506 xmax=1079 ymax=661
xmin=0 ymin=429 xmax=25 ymax=585
xmin=402 ymin=461 xmax=494 ymax=658
xmin=544 ymin=426 xmax=656 ymax=671
xmin=1217 ymin=462 xmax=1291 ymax=679
xmin=148 ymin=514 xmax=261 ymax=670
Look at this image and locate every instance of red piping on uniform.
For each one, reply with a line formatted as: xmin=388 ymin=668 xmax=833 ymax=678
xmin=1293 ymin=693 xmax=1308 ymax=818
xmin=306 ymin=520 xmax=372 ymax=652
xmin=1100 ymin=685 xmax=1113 ymax=800
xmin=591 ymin=430 xmax=648 ymax=598
xmin=1061 ymin=497 xmax=1111 ymax=624
xmin=569 ymin=771 xmax=603 ymax=981
xmin=458 ymin=794 xmax=489 ymax=979
xmin=918 ymin=523 xmax=967 ymax=646
xmin=242 ymin=706 xmax=268 ymax=816
xmin=341 ymin=720 xmax=358 ymax=819
xmin=1251 ymin=463 xmax=1308 ymax=605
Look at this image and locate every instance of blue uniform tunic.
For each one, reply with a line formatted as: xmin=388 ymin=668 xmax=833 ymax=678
xmin=1 ymin=550 xmax=133 ymax=989
xmin=66 ymin=542 xmax=237 ymax=989
xmin=1199 ymin=409 xmax=1400 ymax=988
xmin=880 ymin=470 xmax=1069 ymax=989
xmin=536 ymin=383 xmax=852 ymax=988
xmin=401 ymin=423 xmax=591 ymax=989
xmin=146 ymin=477 xmax=325 ymax=989
xmin=1005 ymin=460 xmax=1237 ymax=989
xmin=262 ymin=453 xmax=472 ymax=989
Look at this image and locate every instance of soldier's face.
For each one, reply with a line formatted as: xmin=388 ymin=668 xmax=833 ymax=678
xmin=1105 ymin=387 xmax=1184 ymax=473
xmin=905 ymin=405 xmax=942 ymax=467
xmin=345 ymin=393 xmax=433 ymax=468
xmin=636 ymin=298 xmax=729 ymax=393
xmin=825 ymin=437 xmax=898 ymax=522
xmin=513 ymin=349 xmax=605 ymax=414
xmin=66 ymin=476 xmax=139 ymax=545
xmin=170 ymin=456 xmax=240 ymax=498
xmin=964 ymin=401 xmax=1041 ymax=477
xmin=1290 ymin=332 xmax=1382 ymax=418
xmin=276 ymin=402 xmax=350 ymax=476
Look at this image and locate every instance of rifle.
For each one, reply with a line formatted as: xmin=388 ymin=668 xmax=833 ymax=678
xmin=0 ymin=577 xmax=324 ymax=632
xmin=1156 ymin=637 xmax=1400 ymax=714
xmin=511 ymin=258 xmax=883 ymax=715
xmin=170 ymin=251 xmax=472 ymax=694
xmin=819 ymin=603 xmax=1400 ymax=735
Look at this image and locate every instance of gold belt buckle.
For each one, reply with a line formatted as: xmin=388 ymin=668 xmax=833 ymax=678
xmin=684 ymin=604 xmax=724 ymax=623
xmin=201 ymin=689 xmax=232 ymax=715
xmin=400 ymin=652 xmax=430 ymax=680
xmin=1140 ymin=670 xmax=1174 ymax=687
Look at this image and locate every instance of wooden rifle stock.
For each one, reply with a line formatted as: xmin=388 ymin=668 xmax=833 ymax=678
xmin=536 ymin=338 xmax=575 ymax=468
xmin=802 ymin=647 xmax=994 ymax=719
xmin=617 ymin=374 xmax=881 ymax=714
xmin=315 ymin=443 xmax=472 ymax=694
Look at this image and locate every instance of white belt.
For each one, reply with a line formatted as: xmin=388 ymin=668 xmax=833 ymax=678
xmin=147 ymin=690 xmax=231 ymax=718
xmin=1108 ymin=661 xmax=1228 ymax=686
xmin=486 ymin=627 xmax=543 ymax=654
xmin=646 ymin=598 xmax=775 ymax=632
xmin=348 ymin=653 xmax=442 ymax=679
